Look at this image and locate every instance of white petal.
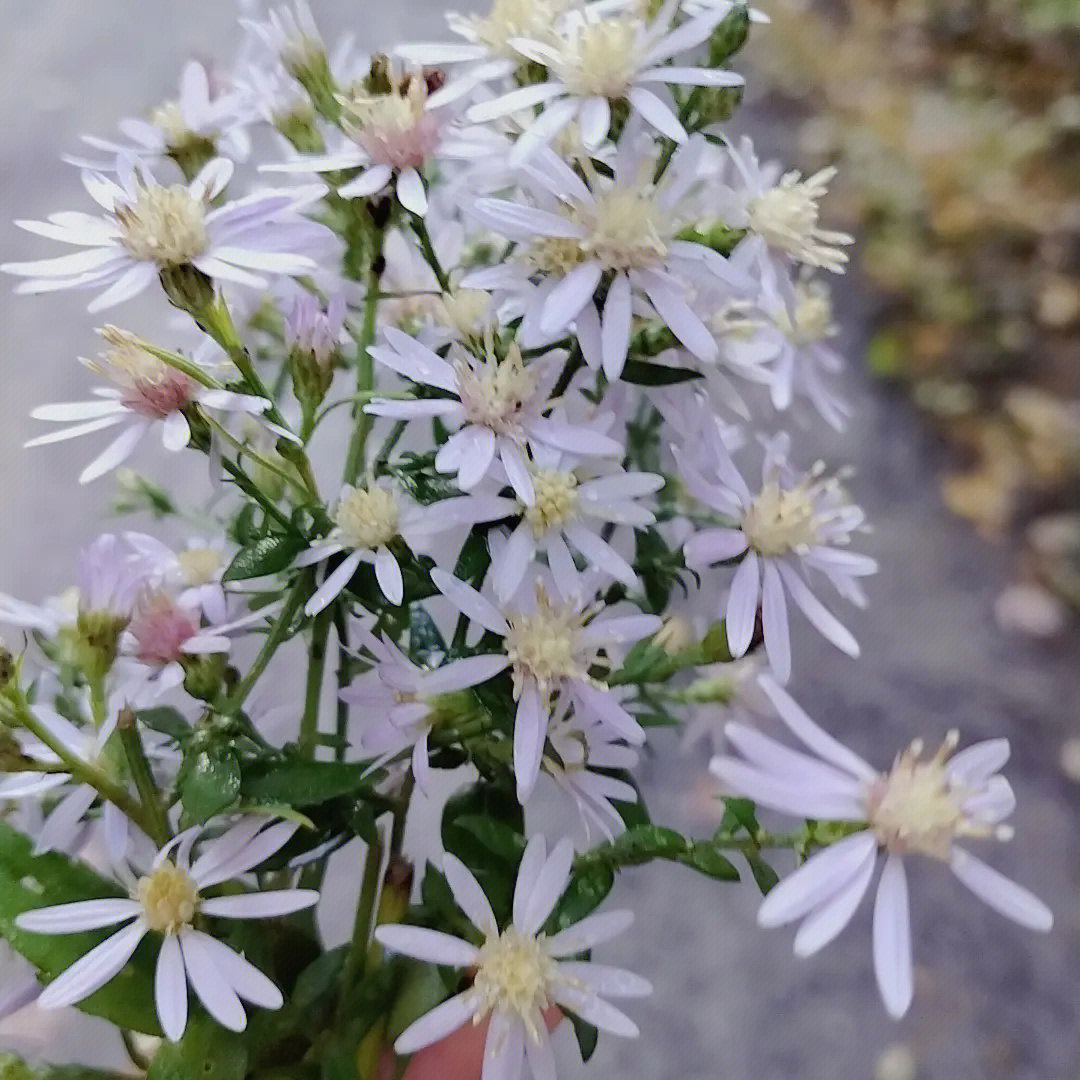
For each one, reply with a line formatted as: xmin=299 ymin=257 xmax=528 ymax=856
xmin=872 ymin=855 xmax=914 ymax=1020
xmin=374 ymin=925 xmax=479 ymax=968
xmin=626 ymin=85 xmax=686 ymax=142
xmin=949 ymin=848 xmax=1052 ymax=932
xmin=155 ymin=934 xmax=188 ymax=1042
xmin=161 ymin=410 xmax=191 ymax=452
xmin=78 ymin=421 xmax=147 ymax=483
xmin=777 ymin=563 xmax=860 ymax=658
xmin=374 ymin=547 xmax=404 ymax=606
xmin=512 ymin=835 xmax=548 ymax=930
xmin=518 ymin=837 xmax=574 ymax=935
xmin=395 ymin=990 xmax=478 ymax=1054
xmin=431 ymin=568 xmax=510 ymax=635
xmin=540 ymin=262 xmax=602 ymax=335
xmin=37 ymin=921 xmax=147 ymax=1009
xmin=601 ymin=272 xmax=633 ymax=380
xmin=443 ymin=854 xmax=498 ymax=938
xmin=186 ymin=931 xmax=283 ymax=1008
xmin=545 ymin=909 xmax=634 ymax=957
xmin=794 ymin=844 xmax=877 ymax=957
xmin=554 ymin=961 xmax=652 ymax=998
xmin=725 ymin=551 xmax=760 ymax=657
xmin=17 ymin=898 xmax=140 ymax=934
xmin=551 ymin=983 xmax=639 ymax=1037
xmin=513 ymin=683 xmax=548 ymax=803
xmin=179 ymin=931 xmax=247 ymax=1031
xmin=760 ymin=561 xmax=791 ymax=683
xmin=524 ymin=1025 xmax=558 ymax=1080
xmin=198 ymin=889 xmax=319 ymax=920
xmin=757 ymin=833 xmax=878 ymax=928
xmin=948 ymin=740 xmax=1011 ymax=786
xmin=396 ymin=168 xmax=428 ymax=216
xmin=578 ymin=97 xmax=611 ymax=148
xmin=304 ymin=550 xmax=364 ymax=616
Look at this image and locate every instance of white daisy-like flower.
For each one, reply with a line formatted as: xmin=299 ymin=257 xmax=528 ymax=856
xmin=678 ymin=652 xmax=774 ymax=753
xmin=468 ymin=137 xmax=750 ymax=377
xmin=241 ymin=0 xmax=325 ymax=76
xmin=25 ymin=329 xmax=269 ymax=485
xmin=70 ymin=61 xmax=251 ymax=171
xmin=262 ymin=71 xmax=483 ymax=217
xmin=338 ymin=630 xmax=509 ymax=790
xmin=431 ymin=569 xmax=660 ymax=800
xmin=710 ymin=677 xmax=1053 ymax=1019
xmin=366 ymin=327 xmax=623 ymax=504
xmin=466 ymin=0 xmax=743 ymax=162
xmin=375 ymin=834 xmax=650 ymax=1079
xmin=474 ymin=440 xmax=663 ymax=602
xmin=15 ymin=817 xmax=319 ymax=1041
xmin=542 ymin=706 xmax=639 ymax=840
xmin=1 ymin=156 xmax=328 ymax=311
xmin=680 ymin=432 xmax=876 ymax=682
xmin=297 ymin=479 xmax=508 ymax=616
xmin=716 ymin=136 xmax=853 ymax=274
xmin=125 ymin=534 xmax=233 ymax=626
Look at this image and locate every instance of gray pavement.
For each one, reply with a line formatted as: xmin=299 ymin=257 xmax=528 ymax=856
xmin=0 ymin=3 xmax=1077 ymax=1078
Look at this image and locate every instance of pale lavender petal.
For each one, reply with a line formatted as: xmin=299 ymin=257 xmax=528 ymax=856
xmin=872 ymin=855 xmax=913 ymax=1019
xmin=725 ymin=551 xmax=760 ymax=657
xmin=155 ymin=934 xmax=188 ymax=1042
xmin=443 ymin=853 xmax=498 ymax=938
xmin=37 ymin=920 xmax=147 ymax=1009
xmin=374 ymin=925 xmax=479 ymax=968
xmin=395 ymin=990 xmax=478 ymax=1054
xmin=949 ymin=848 xmax=1052 ymax=932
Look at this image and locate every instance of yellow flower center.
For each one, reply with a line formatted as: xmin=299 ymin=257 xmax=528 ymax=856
xmin=333 ymin=485 xmax=401 ymax=550
xmin=473 ymin=928 xmax=555 ymax=1036
xmin=455 ymin=345 xmax=538 ymax=434
xmin=150 ymin=101 xmax=192 ymax=147
xmin=505 ymin=589 xmax=589 ymax=695
xmin=116 ymin=185 xmax=208 ymax=266
xmin=137 ymin=863 xmax=199 ymax=934
xmin=459 ymin=0 xmax=575 ymax=55
xmin=556 ymin=16 xmax=643 ymax=99
xmin=866 ymin=733 xmax=999 ymax=860
xmin=585 ymin=186 xmax=667 ymax=270
xmin=780 ymin=278 xmax=836 ymax=345
xmin=525 ymin=469 xmax=579 ymax=535
xmin=741 ymin=479 xmax=823 ymax=557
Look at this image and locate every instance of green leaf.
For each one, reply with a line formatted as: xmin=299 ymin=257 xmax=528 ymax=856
xmin=240 ymin=759 xmax=376 ymax=808
xmin=291 ymin=946 xmax=346 ymax=1013
xmin=688 ymin=846 xmax=739 ymax=880
xmin=138 ymin=706 xmax=190 ymax=743
xmin=708 ymin=4 xmax=751 ymax=62
xmin=146 ymin=1015 xmax=248 ymax=1080
xmin=717 ymin=797 xmax=758 ymax=836
xmin=747 ymin=856 xmax=779 ymax=896
xmin=0 ymin=823 xmax=160 ymax=1035
xmin=181 ymin=749 xmax=241 ymax=824
xmin=222 ymin=534 xmax=306 ymax=582
xmin=620 ymin=359 xmax=703 ymax=386
xmin=549 ymin=864 xmax=615 ymax=931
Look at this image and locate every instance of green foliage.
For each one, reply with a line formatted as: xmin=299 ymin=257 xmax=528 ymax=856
xmin=180 ymin=747 xmax=241 ymax=825
xmin=146 ymin=1016 xmax=249 ymax=1080
xmin=0 ymin=823 xmax=160 ymax=1035
xmin=223 ymin=533 xmax=307 ymax=582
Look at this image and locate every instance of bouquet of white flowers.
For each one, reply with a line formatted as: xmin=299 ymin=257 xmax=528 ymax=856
xmin=0 ymin=3 xmax=1052 ymax=1078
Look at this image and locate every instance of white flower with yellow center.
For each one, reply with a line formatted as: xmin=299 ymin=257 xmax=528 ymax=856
xmin=465 ymin=0 xmax=743 ymax=163
xmin=710 ymin=677 xmax=1053 ymax=1020
xmin=681 ymin=431 xmax=876 ymax=682
xmin=718 ymin=136 xmax=854 ymax=274
xmin=25 ymin=328 xmax=269 ymax=485
xmin=467 ymin=440 xmax=663 ymax=602
xmin=2 ymin=156 xmax=329 ymax=311
xmin=16 ymin=817 xmax=319 ymax=1042
xmin=468 ymin=138 xmax=752 ymax=378
xmin=432 ymin=570 xmax=659 ymax=800
xmin=366 ymin=327 xmax=622 ymax=504
xmin=375 ymin=834 xmax=649 ymax=1080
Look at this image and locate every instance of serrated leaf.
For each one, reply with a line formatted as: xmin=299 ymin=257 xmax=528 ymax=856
xmin=240 ymin=759 xmax=375 ymax=808
xmin=0 ymin=823 xmax=160 ymax=1035
xmin=223 ymin=534 xmax=306 ymax=582
xmin=620 ymin=359 xmax=703 ymax=386
xmin=181 ymin=749 xmax=241 ymax=824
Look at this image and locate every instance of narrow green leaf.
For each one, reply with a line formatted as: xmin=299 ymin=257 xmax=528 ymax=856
xmin=240 ymin=759 xmax=375 ymax=807
xmin=620 ymin=359 xmax=703 ymax=386
xmin=223 ymin=534 xmax=306 ymax=582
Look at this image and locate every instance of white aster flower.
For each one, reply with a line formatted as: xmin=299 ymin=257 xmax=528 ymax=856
xmin=70 ymin=61 xmax=251 ymax=171
xmin=16 ymin=817 xmax=319 ymax=1041
xmin=366 ymin=328 xmax=622 ymax=503
xmin=125 ymin=534 xmax=233 ymax=626
xmin=469 ymin=138 xmax=750 ymax=377
xmin=339 ymin=630 xmax=509 ymax=790
xmin=716 ymin=136 xmax=853 ymax=274
xmin=1 ymin=157 xmax=328 ymax=310
xmin=241 ymin=0 xmax=325 ymax=76
xmin=681 ymin=432 xmax=876 ymax=682
xmin=466 ymin=0 xmax=742 ymax=162
xmin=431 ymin=569 xmax=660 ymax=800
xmin=477 ymin=440 xmax=663 ymax=602
xmin=26 ymin=329 xmax=269 ymax=485
xmin=375 ymin=834 xmax=650 ymax=1079
xmin=710 ymin=677 xmax=1053 ymax=1019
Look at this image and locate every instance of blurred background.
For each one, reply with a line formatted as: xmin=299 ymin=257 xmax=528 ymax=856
xmin=0 ymin=2 xmax=1078 ymax=1077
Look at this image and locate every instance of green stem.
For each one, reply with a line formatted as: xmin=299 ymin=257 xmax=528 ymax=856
xmin=206 ymin=416 xmax=309 ymax=496
xmin=343 ymin=241 xmax=386 ymax=485
xmin=137 ymin=340 xmax=222 ymax=389
xmin=218 ymin=580 xmax=307 ymax=714
xmin=116 ymin=714 xmax=171 ymax=847
xmin=219 ymin=457 xmax=293 ymax=531
xmin=5 ymin=694 xmax=153 ymax=837
xmin=337 ymin=833 xmax=384 ymax=1019
xmin=333 ymin=606 xmax=350 ymax=764
xmin=299 ymin=610 xmax=331 ymax=755
xmin=409 ymin=216 xmax=450 ymax=293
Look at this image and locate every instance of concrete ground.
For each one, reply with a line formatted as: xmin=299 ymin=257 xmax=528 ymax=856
xmin=0 ymin=2 xmax=1077 ymax=1077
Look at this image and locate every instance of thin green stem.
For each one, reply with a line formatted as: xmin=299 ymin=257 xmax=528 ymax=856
xmin=343 ymin=239 xmax=386 ymax=485
xmin=206 ymin=416 xmax=309 ymax=495
xmin=299 ymin=610 xmax=331 ymax=755
xmin=219 ymin=458 xmax=293 ymax=530
xmin=409 ymin=216 xmax=450 ymax=293
xmin=218 ymin=580 xmax=307 ymax=714
xmin=336 ymin=833 xmax=384 ymax=1021
xmin=116 ymin=714 xmax=171 ymax=847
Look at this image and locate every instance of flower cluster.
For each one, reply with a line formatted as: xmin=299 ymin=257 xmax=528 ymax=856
xmin=0 ymin=2 xmax=1049 ymax=1079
